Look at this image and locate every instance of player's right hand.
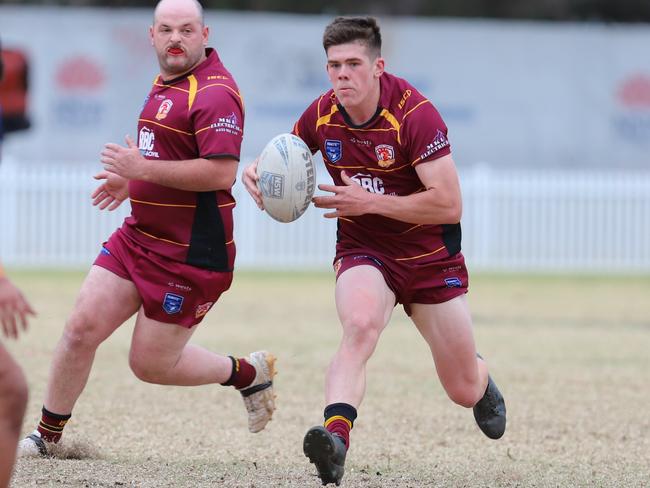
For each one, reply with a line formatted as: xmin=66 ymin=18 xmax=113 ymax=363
xmin=241 ymin=157 xmax=264 ymax=210
xmin=0 ymin=277 xmax=35 ymax=339
xmin=91 ymin=171 xmax=129 ymax=211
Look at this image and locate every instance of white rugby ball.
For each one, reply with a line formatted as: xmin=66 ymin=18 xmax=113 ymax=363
xmin=256 ymin=133 xmax=316 ymax=223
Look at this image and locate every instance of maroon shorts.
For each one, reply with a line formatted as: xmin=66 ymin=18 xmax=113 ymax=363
xmin=94 ymin=229 xmax=232 ymax=328
xmin=333 ymin=251 xmax=468 ymax=316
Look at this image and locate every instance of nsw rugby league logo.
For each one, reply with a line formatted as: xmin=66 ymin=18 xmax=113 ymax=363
xmin=325 ymin=139 xmax=342 ymax=163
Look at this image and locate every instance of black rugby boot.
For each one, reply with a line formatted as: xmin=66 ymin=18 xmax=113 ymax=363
xmin=473 ymin=375 xmax=506 ymax=439
xmin=303 ymin=426 xmax=347 ymax=486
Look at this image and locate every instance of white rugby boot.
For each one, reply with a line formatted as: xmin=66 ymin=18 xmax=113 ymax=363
xmin=17 ymin=430 xmax=51 ymax=457
xmin=239 ymin=351 xmax=276 ymax=433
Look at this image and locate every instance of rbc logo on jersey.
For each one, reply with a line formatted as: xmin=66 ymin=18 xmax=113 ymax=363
xmin=325 ymin=139 xmax=342 ymax=162
xmin=351 ymin=173 xmax=385 ymax=194
xmin=444 ymin=277 xmax=463 ymax=288
xmin=139 ymin=126 xmax=159 ymax=158
xmin=163 ymin=293 xmax=184 ymax=314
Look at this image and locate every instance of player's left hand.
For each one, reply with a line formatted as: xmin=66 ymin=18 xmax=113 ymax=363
xmin=312 ymin=171 xmax=374 ymax=218
xmin=101 ymin=135 xmax=150 ymax=181
xmin=0 ymin=277 xmax=35 ymax=339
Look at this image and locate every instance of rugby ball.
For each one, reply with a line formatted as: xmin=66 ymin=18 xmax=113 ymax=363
xmin=256 ymin=133 xmax=316 ymax=223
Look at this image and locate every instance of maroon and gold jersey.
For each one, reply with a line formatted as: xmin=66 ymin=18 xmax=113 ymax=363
xmin=121 ymin=48 xmax=243 ymax=271
xmin=293 ymin=72 xmax=461 ymax=263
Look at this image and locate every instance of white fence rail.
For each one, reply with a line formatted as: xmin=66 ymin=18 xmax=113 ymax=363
xmin=1 ymin=160 xmax=649 ymax=272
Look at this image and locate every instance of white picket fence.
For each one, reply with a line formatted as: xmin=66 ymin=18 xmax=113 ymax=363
xmin=1 ymin=159 xmax=649 ymax=273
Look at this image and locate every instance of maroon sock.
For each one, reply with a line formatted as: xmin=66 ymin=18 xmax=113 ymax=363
xmin=37 ymin=406 xmax=71 ymax=443
xmin=324 ymin=403 xmax=357 ymax=450
xmin=220 ymin=356 xmax=256 ymax=389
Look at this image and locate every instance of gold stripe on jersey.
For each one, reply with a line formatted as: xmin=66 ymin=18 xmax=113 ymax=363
xmin=153 ymin=82 xmax=190 ymax=94
xmin=188 ymin=75 xmax=198 ymax=110
xmin=402 ymin=99 xmax=430 ymax=122
xmin=324 ymin=162 xmax=366 ymax=170
xmin=316 ymin=104 xmax=340 ymax=130
xmin=379 ymin=109 xmax=401 ymax=144
xmin=138 ymin=119 xmax=193 ymax=136
xmin=319 ymin=123 xmax=397 ymax=135
xmin=324 ymin=161 xmax=410 ymax=173
xmin=131 ymin=198 xmax=196 ymax=208
xmin=336 ymin=217 xmax=424 ymax=235
xmin=197 ymin=83 xmax=244 ymax=106
xmin=399 ymin=224 xmax=424 ymax=234
xmin=131 ymin=199 xmax=237 ymax=209
xmin=410 ymin=151 xmax=449 ymax=166
xmin=395 ymin=245 xmax=446 ymax=261
xmin=135 ymin=228 xmax=190 ymax=247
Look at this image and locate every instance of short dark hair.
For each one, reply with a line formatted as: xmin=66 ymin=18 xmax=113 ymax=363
xmin=322 ymin=17 xmax=382 ymax=59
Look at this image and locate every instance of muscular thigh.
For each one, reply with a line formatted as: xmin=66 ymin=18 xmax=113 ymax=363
xmin=335 ymin=263 xmax=396 ymax=331
xmin=69 ymin=265 xmax=141 ymax=342
xmin=410 ymin=296 xmax=478 ymax=379
xmin=129 ymin=309 xmax=196 ymax=366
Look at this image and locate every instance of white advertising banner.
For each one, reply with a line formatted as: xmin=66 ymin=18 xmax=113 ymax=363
xmin=1 ymin=7 xmax=649 ymax=170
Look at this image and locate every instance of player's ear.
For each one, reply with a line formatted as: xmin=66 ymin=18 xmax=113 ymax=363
xmin=374 ymin=57 xmax=385 ymax=79
xmin=149 ymin=26 xmax=154 ymax=46
xmin=202 ymin=26 xmax=209 ymax=46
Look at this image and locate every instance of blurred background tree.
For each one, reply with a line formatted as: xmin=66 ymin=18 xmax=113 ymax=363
xmin=1 ymin=0 xmax=649 ymax=22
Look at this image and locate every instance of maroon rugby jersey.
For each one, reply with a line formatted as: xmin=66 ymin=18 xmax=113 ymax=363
xmin=293 ymin=72 xmax=460 ymax=263
xmin=121 ymin=48 xmax=243 ymax=271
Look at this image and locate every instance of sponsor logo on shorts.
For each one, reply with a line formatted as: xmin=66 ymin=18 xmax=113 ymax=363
xmin=195 ymin=301 xmax=214 ymax=318
xmin=444 ymin=277 xmax=463 ymax=288
xmin=162 ymin=292 xmax=184 ymax=314
xmin=353 ymin=255 xmax=383 ymax=267
xmin=325 ymin=139 xmax=342 ymax=163
xmin=166 ymin=282 xmax=192 ymax=292
xmin=374 ymin=144 xmax=395 ymax=168
xmin=333 ymin=257 xmax=343 ymax=274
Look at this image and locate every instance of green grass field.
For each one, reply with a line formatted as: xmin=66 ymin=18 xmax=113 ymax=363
xmin=5 ymin=270 xmax=650 ymax=487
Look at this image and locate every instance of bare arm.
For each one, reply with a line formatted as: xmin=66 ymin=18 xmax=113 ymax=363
xmin=312 ymin=154 xmax=462 ymax=225
xmin=101 ymin=136 xmax=238 ymax=192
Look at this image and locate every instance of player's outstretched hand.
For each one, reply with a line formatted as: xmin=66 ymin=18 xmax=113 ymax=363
xmin=241 ymin=157 xmax=264 ymax=210
xmin=0 ymin=277 xmax=35 ymax=339
xmin=91 ymin=171 xmax=129 ymax=211
xmin=313 ymin=171 xmax=373 ymax=218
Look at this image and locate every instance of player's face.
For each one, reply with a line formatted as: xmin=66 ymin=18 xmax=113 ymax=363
xmin=326 ymin=42 xmax=384 ymax=111
xmin=150 ymin=7 xmax=208 ymax=79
